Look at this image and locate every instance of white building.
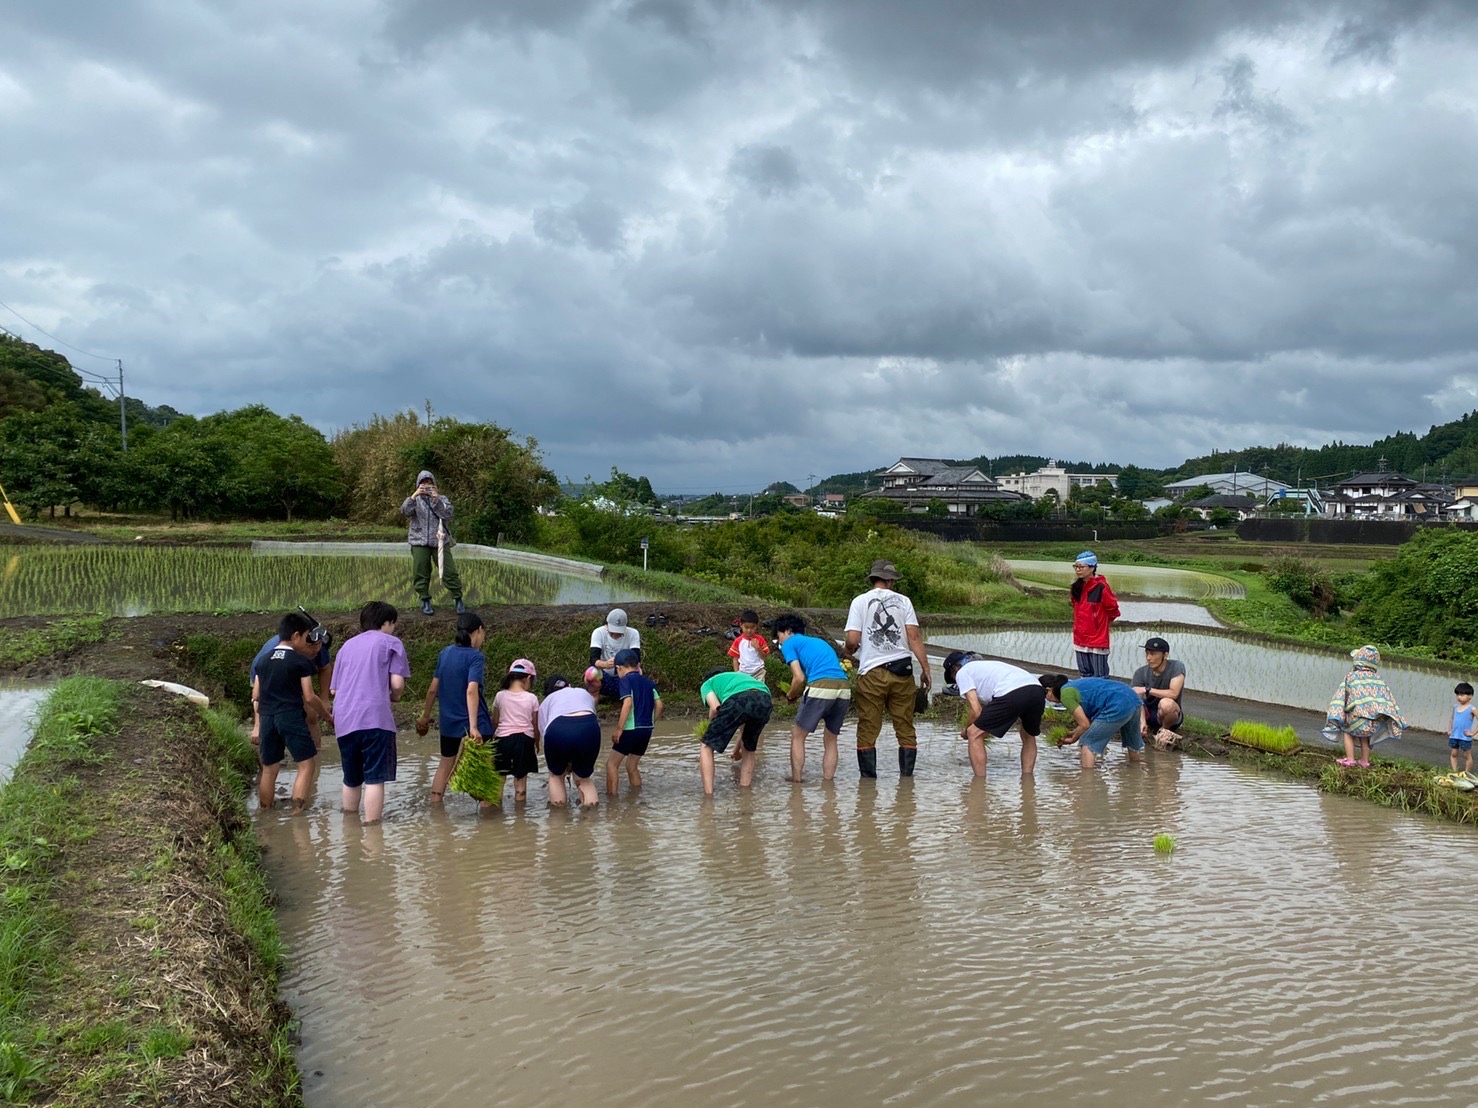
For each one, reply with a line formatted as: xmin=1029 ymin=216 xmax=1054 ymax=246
xmin=1163 ymin=471 xmax=1290 ymax=499
xmin=869 ymin=458 xmax=1025 ymax=516
xmin=996 ymin=462 xmax=1118 ymax=501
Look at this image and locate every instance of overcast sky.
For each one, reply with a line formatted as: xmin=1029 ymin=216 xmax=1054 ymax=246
xmin=4 ymin=1 xmax=1478 ymax=492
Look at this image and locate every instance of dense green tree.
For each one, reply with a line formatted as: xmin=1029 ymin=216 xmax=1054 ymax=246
xmin=1353 ymin=529 xmax=1478 ymax=659
xmin=206 ymin=405 xmax=344 ymax=521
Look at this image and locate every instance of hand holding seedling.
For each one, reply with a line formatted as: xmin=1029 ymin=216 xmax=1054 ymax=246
xmin=415 ymin=715 xmax=431 ymax=737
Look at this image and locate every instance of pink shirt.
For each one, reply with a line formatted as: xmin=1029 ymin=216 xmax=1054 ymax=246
xmin=493 ymin=689 xmax=539 ymax=736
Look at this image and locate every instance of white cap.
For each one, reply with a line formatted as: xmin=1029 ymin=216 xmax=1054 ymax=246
xmin=606 ymin=608 xmax=629 ymax=634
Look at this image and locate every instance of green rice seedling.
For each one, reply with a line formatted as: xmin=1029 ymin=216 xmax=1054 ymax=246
xmin=1044 ymin=724 xmax=1073 ymax=747
xmin=693 ymin=719 xmax=710 ymax=741
xmin=1153 ymin=833 xmax=1177 ymax=854
xmin=779 ymin=681 xmax=791 ymax=696
xmin=448 ymin=738 xmax=504 ymax=804
xmin=1228 ymin=720 xmax=1299 ymax=754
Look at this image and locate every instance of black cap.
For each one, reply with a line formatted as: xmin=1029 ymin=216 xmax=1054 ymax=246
xmin=1142 ymin=637 xmax=1170 ymax=653
xmin=943 ymin=650 xmax=973 ymax=679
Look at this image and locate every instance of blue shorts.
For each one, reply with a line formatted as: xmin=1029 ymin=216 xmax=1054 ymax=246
xmin=1450 ymin=737 xmax=1473 ymax=751
xmin=259 ymin=711 xmax=317 ymax=767
xmin=545 ymin=713 xmax=601 ymax=779
xmin=612 ymin=727 xmax=652 ymax=757
xmin=338 ymin=728 xmax=397 ymax=787
xmin=1080 ymin=707 xmax=1144 ymax=756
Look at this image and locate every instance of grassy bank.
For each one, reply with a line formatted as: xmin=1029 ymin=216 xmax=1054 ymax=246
xmin=0 ymin=679 xmax=300 ymax=1105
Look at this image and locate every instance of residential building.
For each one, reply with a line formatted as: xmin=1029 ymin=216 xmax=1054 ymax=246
xmin=868 ymin=458 xmax=1025 ymax=516
xmin=1181 ymin=494 xmax=1260 ymax=521
xmin=1323 ymin=471 xmax=1449 ymax=519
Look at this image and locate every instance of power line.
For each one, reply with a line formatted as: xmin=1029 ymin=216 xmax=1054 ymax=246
xmin=0 ymin=298 xmax=119 ymax=362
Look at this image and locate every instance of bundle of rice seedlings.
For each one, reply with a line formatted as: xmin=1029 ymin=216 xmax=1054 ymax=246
xmin=779 ymin=680 xmax=791 ymax=695
xmin=449 ymin=737 xmax=504 ymax=804
xmin=1153 ymin=833 xmax=1177 ymax=854
xmin=1228 ymin=720 xmax=1299 ymax=754
xmin=1044 ymin=723 xmax=1073 ymax=747
xmin=694 ymin=718 xmax=710 ymax=741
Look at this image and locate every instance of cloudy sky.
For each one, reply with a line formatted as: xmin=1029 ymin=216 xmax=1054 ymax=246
xmin=4 ymin=0 xmax=1478 ymax=492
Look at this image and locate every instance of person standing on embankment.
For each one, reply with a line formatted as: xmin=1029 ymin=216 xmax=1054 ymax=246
xmin=401 ymin=469 xmax=465 ymax=617
xmin=1069 ymin=551 xmax=1119 ymax=678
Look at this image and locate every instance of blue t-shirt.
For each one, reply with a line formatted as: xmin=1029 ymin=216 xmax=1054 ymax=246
xmin=1065 ymin=678 xmax=1142 ymax=720
xmin=434 ymin=644 xmax=493 ymax=738
xmin=780 ymin=634 xmax=846 ymax=681
xmin=250 ymin=636 xmax=331 ymax=686
xmin=618 ymin=672 xmax=659 ymax=731
xmin=1452 ymin=703 xmax=1475 ymax=740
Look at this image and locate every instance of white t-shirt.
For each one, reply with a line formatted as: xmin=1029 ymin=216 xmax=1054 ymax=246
xmin=589 ymin=625 xmax=641 ymax=661
xmin=845 ymin=587 xmax=919 ymax=675
xmin=537 ymin=687 xmax=597 ymax=735
xmin=956 ymin=660 xmax=1038 ymax=703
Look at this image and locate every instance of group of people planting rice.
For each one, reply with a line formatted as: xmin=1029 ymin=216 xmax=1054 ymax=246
xmin=244 ymin=528 xmax=1460 ymax=819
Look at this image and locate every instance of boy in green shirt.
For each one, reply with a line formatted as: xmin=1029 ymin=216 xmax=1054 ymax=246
xmin=698 ymin=668 xmax=772 ymax=796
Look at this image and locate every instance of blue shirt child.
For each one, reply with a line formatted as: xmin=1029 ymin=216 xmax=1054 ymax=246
xmin=433 ymin=644 xmax=494 ymax=737
xmin=618 ymin=671 xmax=660 ymax=731
xmin=1451 ymin=702 xmax=1475 ymax=742
xmin=779 ymin=633 xmax=847 ymax=682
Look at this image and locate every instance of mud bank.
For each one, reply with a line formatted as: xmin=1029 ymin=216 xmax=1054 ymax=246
xmin=0 ymin=680 xmax=300 ymax=1106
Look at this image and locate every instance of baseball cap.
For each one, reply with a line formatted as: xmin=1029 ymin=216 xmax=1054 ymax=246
xmin=943 ymin=650 xmax=973 ymax=680
xmin=1142 ymin=637 xmax=1170 ymax=653
xmin=614 ymin=648 xmax=641 ymax=667
xmin=606 ymin=608 xmax=629 ymax=634
xmin=508 ymin=658 xmax=537 ymax=676
xmin=1074 ymin=551 xmax=1098 ymax=567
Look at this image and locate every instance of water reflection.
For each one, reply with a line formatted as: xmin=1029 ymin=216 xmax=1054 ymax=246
xmin=0 ymin=682 xmax=52 ymax=784
xmin=933 ymin=625 xmax=1463 ymax=733
xmin=259 ymin=718 xmax=1478 ymax=1107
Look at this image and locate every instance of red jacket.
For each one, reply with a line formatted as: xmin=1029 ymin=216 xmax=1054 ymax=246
xmin=1070 ymin=573 xmax=1120 ymax=649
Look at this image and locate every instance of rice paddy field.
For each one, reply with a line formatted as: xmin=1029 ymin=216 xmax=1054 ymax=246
xmin=0 ymin=545 xmax=655 ymax=616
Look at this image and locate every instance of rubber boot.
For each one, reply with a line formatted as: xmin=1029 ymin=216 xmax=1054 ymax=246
xmin=857 ymin=747 xmax=878 ymax=779
xmin=421 ymin=598 xmax=434 ymax=616
xmin=899 ymin=746 xmax=917 ymax=777
xmin=454 ymin=598 xmax=466 ymax=614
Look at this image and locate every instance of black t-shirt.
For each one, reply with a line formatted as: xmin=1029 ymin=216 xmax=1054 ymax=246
xmin=257 ymin=646 xmax=315 ymax=717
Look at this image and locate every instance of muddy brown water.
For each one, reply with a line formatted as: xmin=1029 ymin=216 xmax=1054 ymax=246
xmin=256 ymin=717 xmax=1478 ymax=1106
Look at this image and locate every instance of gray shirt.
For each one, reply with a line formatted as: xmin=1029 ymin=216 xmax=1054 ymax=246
xmin=1131 ymin=659 xmax=1186 ymax=702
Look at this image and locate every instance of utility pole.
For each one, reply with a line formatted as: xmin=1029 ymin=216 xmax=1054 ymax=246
xmin=118 ymin=360 xmax=128 ymax=451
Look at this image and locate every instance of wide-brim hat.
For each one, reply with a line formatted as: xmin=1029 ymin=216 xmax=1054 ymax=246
xmin=867 ymin=559 xmax=900 ymax=581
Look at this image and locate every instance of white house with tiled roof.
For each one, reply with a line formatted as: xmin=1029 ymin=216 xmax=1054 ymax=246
xmin=869 ymin=458 xmax=1025 ymax=516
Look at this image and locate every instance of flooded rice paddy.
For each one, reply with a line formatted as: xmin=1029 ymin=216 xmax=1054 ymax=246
xmin=930 ymin=626 xmax=1463 ymax=734
xmin=259 ymin=719 xmax=1478 ymax=1106
xmin=0 ymin=545 xmax=653 ymax=616
xmin=0 ymin=681 xmax=50 ymax=784
xmin=1006 ymin=560 xmax=1245 ymax=600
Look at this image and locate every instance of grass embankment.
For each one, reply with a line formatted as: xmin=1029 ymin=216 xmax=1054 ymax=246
xmin=1175 ymin=715 xmax=1478 ymax=827
xmin=0 ymin=616 xmax=107 ymax=668
xmin=0 ymin=679 xmax=300 ymax=1105
xmin=0 ymin=514 xmax=403 ymax=547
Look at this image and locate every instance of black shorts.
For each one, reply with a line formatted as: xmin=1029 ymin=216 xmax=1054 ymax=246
xmin=970 ymin=684 xmax=1047 ymax=739
xmin=439 ymin=731 xmax=465 ymax=759
xmin=338 ymin=728 xmax=397 ymax=787
xmin=704 ymin=689 xmax=773 ymax=754
xmin=493 ymin=732 xmax=540 ymax=778
xmin=260 ymin=711 xmax=317 ymax=766
xmin=1145 ymin=699 xmax=1180 ymax=729
xmin=544 ymin=713 xmax=601 ymax=779
xmin=612 ymin=727 xmax=652 ymax=757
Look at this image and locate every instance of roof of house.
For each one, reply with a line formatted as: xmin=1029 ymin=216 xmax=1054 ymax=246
xmin=921 ymin=467 xmax=993 ymax=487
xmin=1338 ymin=472 xmax=1417 ymax=487
xmin=878 ymin=457 xmax=952 ymax=477
xmin=1163 ymin=472 xmax=1290 ymax=491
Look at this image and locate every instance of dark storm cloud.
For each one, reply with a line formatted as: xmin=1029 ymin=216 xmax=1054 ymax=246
xmin=4 ymin=0 xmax=1478 ymax=491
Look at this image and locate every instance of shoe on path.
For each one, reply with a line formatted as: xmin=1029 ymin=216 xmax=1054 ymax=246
xmin=421 ymin=599 xmax=434 ymax=616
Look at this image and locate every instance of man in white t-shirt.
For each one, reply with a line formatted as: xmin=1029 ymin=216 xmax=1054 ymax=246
xmin=943 ymin=651 xmax=1048 ymax=777
xmin=843 ymin=559 xmax=931 ymax=779
xmin=589 ymin=608 xmax=642 ymax=698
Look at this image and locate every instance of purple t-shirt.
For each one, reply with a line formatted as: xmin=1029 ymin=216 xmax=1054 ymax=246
xmin=330 ymin=630 xmax=410 ymax=735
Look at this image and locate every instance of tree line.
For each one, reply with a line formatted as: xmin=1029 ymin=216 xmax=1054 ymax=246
xmin=0 ymin=335 xmax=558 ymax=542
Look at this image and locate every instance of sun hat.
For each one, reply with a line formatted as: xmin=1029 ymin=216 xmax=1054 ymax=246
xmin=606 ymin=608 xmax=629 ymax=634
xmin=508 ymin=658 xmax=537 ymax=676
xmin=1142 ymin=637 xmax=1170 ymax=653
xmin=867 ymin=559 xmax=900 ymax=581
xmin=1074 ymin=551 xmax=1098 ymax=567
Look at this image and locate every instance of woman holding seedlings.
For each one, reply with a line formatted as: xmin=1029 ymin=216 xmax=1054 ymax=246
xmin=1322 ymin=645 xmax=1406 ymax=767
xmin=415 ymin=611 xmax=494 ymax=803
xmin=536 ymin=671 xmax=603 ymax=808
xmin=1039 ymin=673 xmax=1144 ymax=769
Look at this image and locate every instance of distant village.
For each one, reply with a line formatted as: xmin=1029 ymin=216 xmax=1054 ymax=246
xmin=655 ymin=457 xmax=1478 ymax=524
